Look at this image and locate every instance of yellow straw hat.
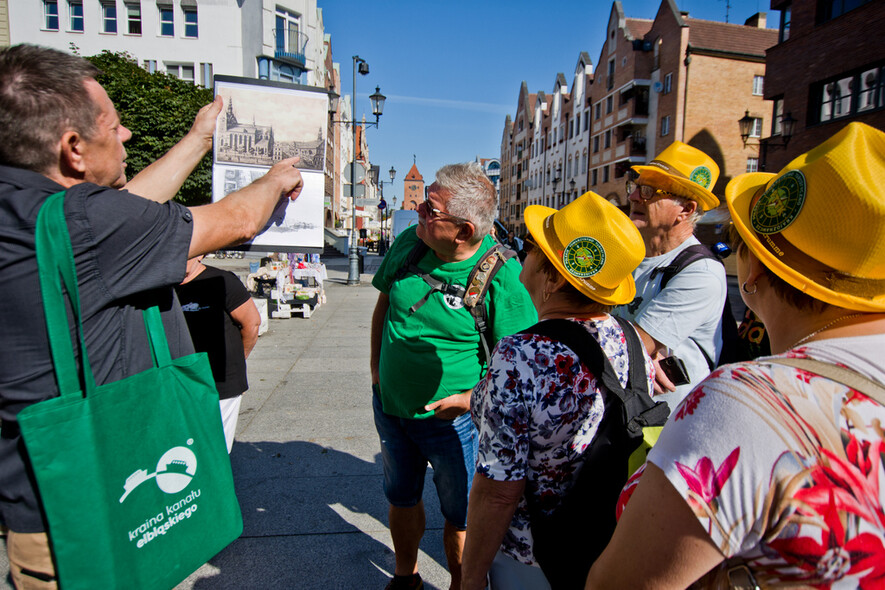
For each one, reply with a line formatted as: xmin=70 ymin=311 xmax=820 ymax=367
xmin=725 ymin=122 xmax=885 ymax=312
xmin=630 ymin=141 xmax=720 ymax=210
xmin=524 ymin=191 xmax=645 ymax=305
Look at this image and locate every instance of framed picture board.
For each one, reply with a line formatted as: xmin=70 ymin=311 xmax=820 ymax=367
xmin=212 ymin=75 xmax=329 ymax=253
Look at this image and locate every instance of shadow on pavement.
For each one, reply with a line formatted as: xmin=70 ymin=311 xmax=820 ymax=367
xmin=186 ymin=440 xmax=449 ymax=590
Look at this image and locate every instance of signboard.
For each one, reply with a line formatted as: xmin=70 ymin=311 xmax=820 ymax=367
xmin=355 ymin=198 xmax=380 ymax=207
xmin=212 ymin=75 xmax=328 ymax=252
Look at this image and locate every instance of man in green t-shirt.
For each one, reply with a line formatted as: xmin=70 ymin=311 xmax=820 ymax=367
xmin=370 ymin=163 xmax=536 ymax=590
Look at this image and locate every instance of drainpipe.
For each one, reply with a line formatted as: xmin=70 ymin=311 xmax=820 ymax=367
xmin=681 ymin=49 xmax=691 ymax=141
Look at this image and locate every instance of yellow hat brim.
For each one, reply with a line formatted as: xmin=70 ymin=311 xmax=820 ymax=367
xmin=632 ymin=165 xmax=720 ymax=211
xmin=726 ymin=172 xmax=885 ymax=312
xmin=524 ymin=204 xmax=637 ymax=306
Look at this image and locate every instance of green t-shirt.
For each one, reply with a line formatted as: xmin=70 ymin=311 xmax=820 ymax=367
xmin=373 ymin=226 xmax=537 ymax=419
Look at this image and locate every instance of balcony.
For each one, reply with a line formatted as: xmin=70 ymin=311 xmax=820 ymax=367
xmin=274 ymin=28 xmax=308 ymax=68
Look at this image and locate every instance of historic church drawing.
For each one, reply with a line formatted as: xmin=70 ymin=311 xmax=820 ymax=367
xmin=216 ymin=99 xmax=324 ymax=171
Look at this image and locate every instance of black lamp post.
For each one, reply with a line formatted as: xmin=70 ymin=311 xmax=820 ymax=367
xmin=330 ymin=56 xmax=387 ymax=286
xmin=739 ymin=110 xmax=796 ymax=170
xmin=386 ymin=165 xmax=396 ymax=248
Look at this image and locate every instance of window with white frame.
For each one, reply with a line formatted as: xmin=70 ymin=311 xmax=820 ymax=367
xmin=183 ymin=7 xmax=198 ymax=38
xmin=663 ymin=72 xmax=672 ymax=94
xmin=125 ymin=3 xmax=141 ymax=34
xmin=772 ymin=97 xmax=784 ymax=135
xmin=166 ymin=63 xmax=195 ymax=83
xmin=101 ymin=2 xmax=117 ymax=33
xmin=581 ymin=151 xmax=587 ymax=174
xmin=276 ymin=8 xmax=301 ymax=55
xmin=753 ymin=75 xmax=764 ymax=96
xmin=661 ymin=115 xmax=671 ymax=136
xmin=159 ymin=5 xmax=173 ymax=36
xmin=746 ymin=158 xmax=759 ymax=173
xmin=68 ymin=1 xmax=84 ymax=31
xmin=143 ymin=60 xmax=157 ymax=73
xmin=749 ymin=117 xmax=763 ymax=138
xmin=44 ymin=1 xmax=59 ymax=30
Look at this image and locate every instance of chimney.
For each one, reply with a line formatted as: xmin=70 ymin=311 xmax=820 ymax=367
xmin=744 ymin=12 xmax=767 ymax=28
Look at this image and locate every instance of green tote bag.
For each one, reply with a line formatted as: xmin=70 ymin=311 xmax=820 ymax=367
xmin=18 ymin=191 xmax=243 ymax=589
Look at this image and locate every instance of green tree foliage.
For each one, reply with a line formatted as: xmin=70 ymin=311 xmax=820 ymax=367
xmin=84 ymin=51 xmax=214 ymax=206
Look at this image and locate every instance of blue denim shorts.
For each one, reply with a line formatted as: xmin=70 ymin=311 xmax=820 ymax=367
xmin=372 ymin=386 xmax=477 ymax=529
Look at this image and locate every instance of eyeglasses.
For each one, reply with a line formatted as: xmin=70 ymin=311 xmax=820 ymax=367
xmin=625 ymin=170 xmax=675 ymax=201
xmin=423 ymin=202 xmax=470 ymax=225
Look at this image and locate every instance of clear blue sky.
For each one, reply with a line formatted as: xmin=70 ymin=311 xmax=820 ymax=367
xmin=320 ymin=0 xmax=778 ymax=206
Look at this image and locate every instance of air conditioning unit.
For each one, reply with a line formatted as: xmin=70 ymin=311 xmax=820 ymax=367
xmin=653 ymin=81 xmax=664 ymax=93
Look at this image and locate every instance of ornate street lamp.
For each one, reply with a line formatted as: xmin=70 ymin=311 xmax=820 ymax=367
xmin=739 ymin=110 xmax=796 ymax=171
xmin=329 ymin=56 xmax=387 ymax=285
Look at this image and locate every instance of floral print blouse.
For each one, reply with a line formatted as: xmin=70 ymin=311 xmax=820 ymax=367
xmin=622 ymin=334 xmax=885 ymax=588
xmin=472 ymin=316 xmax=655 ymax=566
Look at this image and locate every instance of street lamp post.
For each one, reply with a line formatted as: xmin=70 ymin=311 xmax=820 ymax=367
xmin=738 ymin=110 xmax=796 ymax=171
xmin=387 ymin=165 xmax=396 ymax=249
xmin=338 ymin=56 xmax=386 ymax=285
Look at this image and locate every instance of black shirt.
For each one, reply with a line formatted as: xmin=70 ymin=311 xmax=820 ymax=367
xmin=175 ymin=265 xmax=251 ymax=399
xmin=0 ymin=165 xmax=195 ymax=532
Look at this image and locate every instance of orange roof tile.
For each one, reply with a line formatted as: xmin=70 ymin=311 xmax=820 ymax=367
xmin=686 ymin=18 xmax=778 ymax=57
xmin=405 ymin=163 xmax=423 ymax=181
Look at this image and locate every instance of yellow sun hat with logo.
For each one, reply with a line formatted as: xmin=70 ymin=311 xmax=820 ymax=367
xmin=630 ymin=141 xmax=720 ymax=211
xmin=725 ymin=122 xmax=885 ymax=312
xmin=524 ymin=191 xmax=645 ymax=305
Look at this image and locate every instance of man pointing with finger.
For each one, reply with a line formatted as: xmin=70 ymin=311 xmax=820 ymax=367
xmin=0 ymin=44 xmax=303 ymax=589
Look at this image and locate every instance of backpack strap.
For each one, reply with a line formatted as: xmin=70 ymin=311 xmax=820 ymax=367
xmin=768 ymin=357 xmax=885 ymax=406
xmin=652 ymin=244 xmax=717 ymax=290
xmin=522 ymin=317 xmax=667 ymax=434
xmin=394 ymin=239 xmax=515 ymax=363
xmin=653 ymin=244 xmax=731 ymax=371
xmin=464 ymin=244 xmax=515 ymax=363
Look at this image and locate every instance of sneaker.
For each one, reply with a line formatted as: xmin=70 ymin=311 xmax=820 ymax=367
xmin=384 ymin=573 xmax=424 ymax=590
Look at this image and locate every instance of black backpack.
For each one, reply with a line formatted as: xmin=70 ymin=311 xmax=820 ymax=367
xmin=651 ymin=244 xmax=765 ymax=368
xmin=394 ymin=240 xmax=515 ymax=363
xmin=522 ymin=316 xmax=670 ymax=589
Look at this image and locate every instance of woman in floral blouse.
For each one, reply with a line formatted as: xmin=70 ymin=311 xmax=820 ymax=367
xmin=461 ymin=191 xmax=653 ymax=590
xmin=587 ymin=123 xmax=885 ymax=588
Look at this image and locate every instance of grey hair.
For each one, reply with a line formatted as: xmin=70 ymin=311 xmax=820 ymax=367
xmin=0 ymin=44 xmax=101 ymax=173
xmin=672 ymin=195 xmax=704 ymax=228
xmin=434 ymin=162 xmax=497 ymax=243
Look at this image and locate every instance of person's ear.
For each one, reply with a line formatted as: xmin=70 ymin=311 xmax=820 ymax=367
xmin=59 ymin=130 xmax=87 ymax=175
xmin=677 ymin=198 xmax=699 ymax=221
xmin=455 ymin=221 xmax=476 ymax=245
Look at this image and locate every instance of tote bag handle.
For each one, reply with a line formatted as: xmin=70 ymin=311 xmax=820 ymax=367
xmin=35 ymin=191 xmax=171 ymax=398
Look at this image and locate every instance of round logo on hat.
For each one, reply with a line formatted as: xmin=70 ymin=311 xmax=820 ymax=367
xmin=562 ymin=237 xmax=605 ymax=278
xmin=689 ymin=166 xmax=713 ymax=189
xmin=750 ymin=170 xmax=807 ymax=234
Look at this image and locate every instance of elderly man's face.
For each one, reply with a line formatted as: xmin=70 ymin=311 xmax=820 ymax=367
xmin=80 ymin=79 xmax=132 ymax=189
xmin=627 ymin=181 xmax=686 ymax=236
xmin=416 ymin=182 xmax=468 ymax=249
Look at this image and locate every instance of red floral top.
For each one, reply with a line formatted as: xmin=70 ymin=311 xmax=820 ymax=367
xmin=620 ymin=334 xmax=885 ymax=588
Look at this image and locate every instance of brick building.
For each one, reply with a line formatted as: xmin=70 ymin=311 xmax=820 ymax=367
xmin=589 ymin=0 xmax=777 ymax=204
xmin=761 ymin=0 xmax=885 ymax=172
xmin=401 ymin=162 xmax=425 ymax=211
xmin=500 ymin=0 xmax=779 ymax=230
